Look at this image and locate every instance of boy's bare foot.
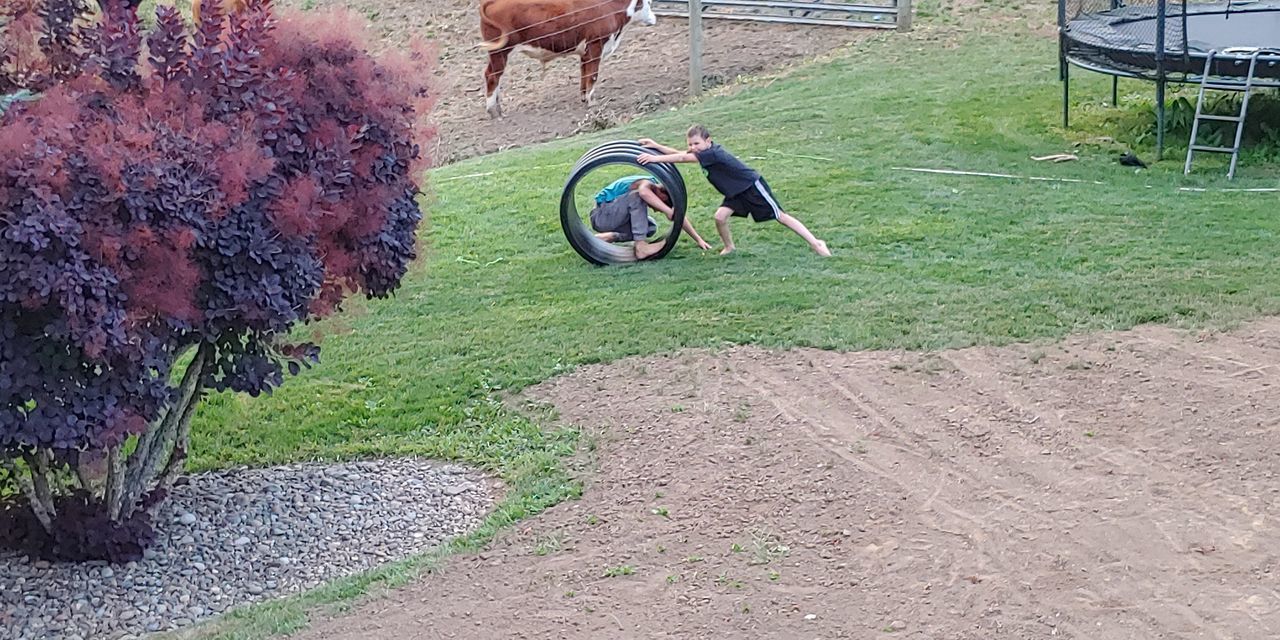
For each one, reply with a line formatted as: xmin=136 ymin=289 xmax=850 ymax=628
xmin=814 ymin=240 xmax=832 ymax=257
xmin=635 ymin=239 xmax=664 ymax=260
xmin=719 ymin=245 xmax=735 ymax=256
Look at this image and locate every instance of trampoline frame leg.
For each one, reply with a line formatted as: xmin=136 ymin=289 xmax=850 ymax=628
xmin=1062 ymin=63 xmax=1070 ymax=129
xmin=1156 ymin=78 xmax=1166 ymax=160
xmin=1058 ymin=0 xmax=1068 ymax=129
xmin=1155 ymin=0 xmax=1166 ymax=160
xmin=1060 ymin=40 xmax=1070 ymax=129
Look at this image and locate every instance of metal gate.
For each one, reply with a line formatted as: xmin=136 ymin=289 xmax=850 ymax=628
xmin=653 ymin=0 xmax=910 ymax=29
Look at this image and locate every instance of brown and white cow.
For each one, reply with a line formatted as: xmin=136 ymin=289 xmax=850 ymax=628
xmin=191 ymin=0 xmax=248 ymax=24
xmin=478 ymin=0 xmax=657 ymax=118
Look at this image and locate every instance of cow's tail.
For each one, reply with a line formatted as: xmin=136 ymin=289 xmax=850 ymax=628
xmin=478 ymin=1 xmax=511 ymax=51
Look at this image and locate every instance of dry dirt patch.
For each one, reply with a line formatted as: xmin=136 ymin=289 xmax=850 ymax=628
xmin=292 ymin=0 xmax=876 ymax=164
xmin=297 ymin=318 xmax=1280 ymax=639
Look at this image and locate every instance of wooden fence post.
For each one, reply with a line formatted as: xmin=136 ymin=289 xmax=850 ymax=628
xmin=896 ymin=0 xmax=912 ymax=30
xmin=689 ymin=0 xmax=703 ymax=96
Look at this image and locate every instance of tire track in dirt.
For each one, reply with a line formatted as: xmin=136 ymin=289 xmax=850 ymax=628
xmin=292 ymin=321 xmax=1280 ymax=640
xmin=942 ymin=324 xmax=1280 ymax=639
xmin=936 ymin=348 xmax=1247 ymax=640
xmin=728 ymin=353 xmax=1082 ymax=638
xmin=729 ymin=339 xmax=1280 ymax=640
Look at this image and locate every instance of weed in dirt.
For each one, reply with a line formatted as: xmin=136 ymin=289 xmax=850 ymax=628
xmin=533 ymin=533 xmax=563 ymax=556
xmin=733 ymin=405 xmax=752 ymax=422
xmin=651 ymin=506 xmax=670 ymax=518
xmin=749 ymin=529 xmax=790 ymax=565
xmin=913 ymin=355 xmax=955 ymax=375
xmin=603 ymin=565 xmax=636 ymax=578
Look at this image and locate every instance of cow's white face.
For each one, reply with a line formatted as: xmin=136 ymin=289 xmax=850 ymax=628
xmin=626 ymin=0 xmax=657 ymax=27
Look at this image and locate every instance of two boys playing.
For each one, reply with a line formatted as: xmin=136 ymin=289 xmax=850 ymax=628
xmin=590 ymin=124 xmax=831 ymax=259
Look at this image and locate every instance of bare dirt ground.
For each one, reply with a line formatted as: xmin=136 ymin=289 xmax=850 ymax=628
xmin=292 ymin=0 xmax=876 ymax=164
xmin=296 ymin=318 xmax=1280 ymax=639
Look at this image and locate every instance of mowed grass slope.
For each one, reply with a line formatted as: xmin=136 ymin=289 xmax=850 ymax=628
xmin=191 ymin=22 xmax=1280 ymax=524
xmin=177 ymin=16 xmax=1280 ymax=640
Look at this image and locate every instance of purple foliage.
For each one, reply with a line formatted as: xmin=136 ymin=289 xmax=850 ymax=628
xmin=0 ymin=0 xmax=434 ymax=561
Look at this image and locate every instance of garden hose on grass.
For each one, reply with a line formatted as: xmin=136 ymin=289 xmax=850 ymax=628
xmin=561 ymin=140 xmax=687 ymax=265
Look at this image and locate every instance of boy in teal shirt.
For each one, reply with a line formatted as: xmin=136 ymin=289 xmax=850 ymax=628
xmin=588 ymin=176 xmax=712 ymax=258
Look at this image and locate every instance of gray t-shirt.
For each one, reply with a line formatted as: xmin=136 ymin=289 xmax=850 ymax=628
xmin=589 ymin=191 xmax=656 ymax=241
xmin=694 ymin=143 xmax=760 ymax=198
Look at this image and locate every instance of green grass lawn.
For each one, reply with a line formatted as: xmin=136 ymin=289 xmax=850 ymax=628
xmin=182 ymin=13 xmax=1280 ymax=639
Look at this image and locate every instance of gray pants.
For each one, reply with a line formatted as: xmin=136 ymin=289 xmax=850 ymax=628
xmin=589 ymin=192 xmax=656 ymax=241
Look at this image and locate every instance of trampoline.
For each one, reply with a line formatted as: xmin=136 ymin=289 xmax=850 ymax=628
xmin=1059 ymin=0 xmax=1280 ymax=155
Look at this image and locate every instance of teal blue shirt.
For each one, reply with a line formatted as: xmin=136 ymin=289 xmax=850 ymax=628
xmin=0 ymin=90 xmax=37 ymax=116
xmin=594 ymin=175 xmax=659 ymax=205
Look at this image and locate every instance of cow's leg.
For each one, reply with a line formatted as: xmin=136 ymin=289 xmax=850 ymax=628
xmin=484 ymin=48 xmax=511 ymax=118
xmin=580 ymin=39 xmax=605 ymax=106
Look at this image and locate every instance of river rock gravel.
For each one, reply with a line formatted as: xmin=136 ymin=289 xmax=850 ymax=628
xmin=0 ymin=457 xmax=494 ymax=640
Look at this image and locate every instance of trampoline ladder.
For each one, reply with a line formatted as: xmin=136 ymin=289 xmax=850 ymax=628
xmin=1183 ymin=49 xmax=1266 ymax=180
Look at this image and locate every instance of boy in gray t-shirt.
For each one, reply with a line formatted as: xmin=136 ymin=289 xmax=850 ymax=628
xmin=591 ymin=191 xmax=658 ymax=243
xmin=636 ymin=125 xmax=831 ymax=257
xmin=588 ymin=177 xmax=711 ymax=259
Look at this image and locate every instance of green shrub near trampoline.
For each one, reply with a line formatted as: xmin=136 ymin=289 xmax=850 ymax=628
xmin=1115 ymin=92 xmax=1280 ymax=157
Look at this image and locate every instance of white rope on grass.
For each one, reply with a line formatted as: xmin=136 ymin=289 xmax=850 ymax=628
xmin=1179 ymin=187 xmax=1280 ymax=193
xmin=891 ymin=166 xmax=1106 ymax=185
xmin=894 ymin=166 xmax=1280 ymax=193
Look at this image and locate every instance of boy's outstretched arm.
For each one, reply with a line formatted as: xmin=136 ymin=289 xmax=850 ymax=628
xmin=637 ymin=138 xmax=682 ymax=155
xmin=636 ymin=182 xmax=711 ymax=250
xmin=637 ymin=151 xmax=696 ymax=165
xmin=679 ymin=216 xmax=712 ymax=251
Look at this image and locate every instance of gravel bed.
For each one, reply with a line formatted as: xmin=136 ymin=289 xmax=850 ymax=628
xmin=0 ymin=457 xmax=494 ymax=640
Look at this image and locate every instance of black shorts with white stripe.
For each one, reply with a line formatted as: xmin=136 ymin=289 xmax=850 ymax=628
xmin=721 ymin=178 xmax=783 ymax=223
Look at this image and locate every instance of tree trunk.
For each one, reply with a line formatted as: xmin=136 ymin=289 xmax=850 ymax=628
xmin=118 ymin=342 xmax=212 ymax=520
xmin=3 ymin=458 xmax=55 ymax=532
xmin=7 ymin=342 xmax=213 ymax=539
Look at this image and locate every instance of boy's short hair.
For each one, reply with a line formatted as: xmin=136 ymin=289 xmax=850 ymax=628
xmin=652 ymin=183 xmax=672 ymax=207
xmin=686 ymin=124 xmax=711 ymax=140
xmin=626 ymin=178 xmax=672 ymax=207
